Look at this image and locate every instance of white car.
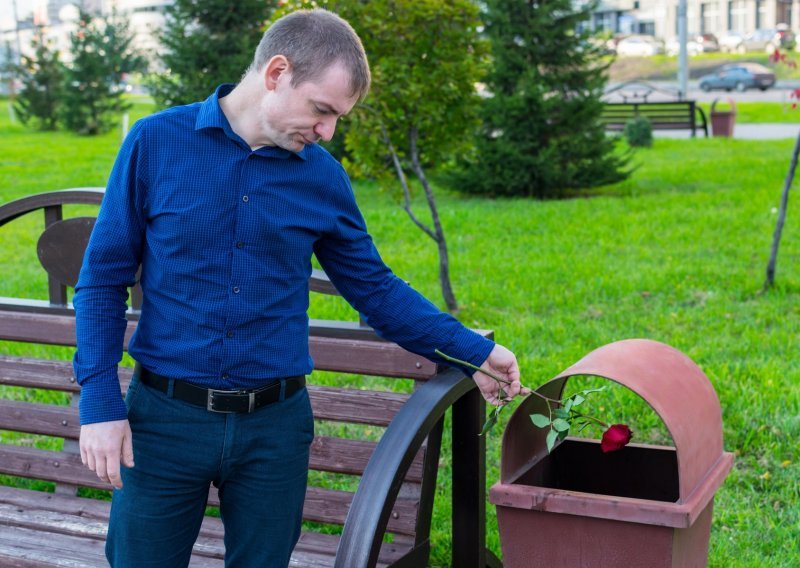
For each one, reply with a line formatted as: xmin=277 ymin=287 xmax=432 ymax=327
xmin=666 ymin=38 xmax=703 ymax=56
xmin=616 ymin=35 xmax=664 ymax=57
xmin=717 ymin=31 xmax=745 ymax=53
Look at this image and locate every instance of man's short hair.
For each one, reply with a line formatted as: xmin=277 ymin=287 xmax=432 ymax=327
xmin=253 ymin=9 xmax=371 ymax=101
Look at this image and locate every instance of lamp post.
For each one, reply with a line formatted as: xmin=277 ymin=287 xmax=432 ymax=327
xmin=677 ymin=0 xmax=688 ymax=100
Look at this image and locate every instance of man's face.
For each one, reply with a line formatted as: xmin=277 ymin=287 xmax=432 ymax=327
xmin=259 ymin=61 xmax=360 ymax=152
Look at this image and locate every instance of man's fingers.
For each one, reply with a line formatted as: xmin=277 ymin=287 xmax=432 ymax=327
xmin=79 ymin=420 xmax=131 ymax=488
xmin=94 ymin=455 xmax=109 ymax=483
xmin=121 ymin=426 xmax=135 ymax=469
xmin=106 ymin=456 xmax=123 ymax=489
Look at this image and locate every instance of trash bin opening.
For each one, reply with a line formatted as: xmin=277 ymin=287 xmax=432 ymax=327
xmin=513 ymin=438 xmax=680 ymax=503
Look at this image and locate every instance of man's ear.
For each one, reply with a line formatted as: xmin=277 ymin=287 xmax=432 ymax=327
xmin=263 ymin=55 xmax=291 ymax=91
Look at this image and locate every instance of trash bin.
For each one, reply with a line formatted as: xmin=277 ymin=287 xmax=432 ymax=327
xmin=710 ymin=98 xmax=736 ymax=137
xmin=489 ymin=339 xmax=734 ymax=568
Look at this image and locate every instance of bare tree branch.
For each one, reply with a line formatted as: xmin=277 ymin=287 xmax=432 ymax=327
xmin=409 ymin=126 xmax=458 ymax=311
xmin=362 ymin=106 xmax=437 ymax=241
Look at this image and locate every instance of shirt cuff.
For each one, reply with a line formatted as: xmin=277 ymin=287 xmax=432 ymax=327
xmin=443 ymin=331 xmax=496 ymax=376
xmin=78 ymin=379 xmax=128 ymax=425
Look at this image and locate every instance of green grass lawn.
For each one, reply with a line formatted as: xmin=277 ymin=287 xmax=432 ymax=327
xmin=1 ymin=103 xmax=799 ymax=566
xmin=699 ymin=101 xmax=800 ymax=124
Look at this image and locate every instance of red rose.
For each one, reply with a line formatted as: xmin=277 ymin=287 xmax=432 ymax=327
xmin=601 ymin=424 xmax=633 ymax=453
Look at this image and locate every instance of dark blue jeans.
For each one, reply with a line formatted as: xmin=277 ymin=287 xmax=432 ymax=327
xmin=106 ymin=373 xmax=314 ymax=567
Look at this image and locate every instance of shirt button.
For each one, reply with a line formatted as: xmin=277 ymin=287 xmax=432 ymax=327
xmin=226 ymin=331 xmax=234 ymax=338
xmin=236 ymin=241 xmax=244 ymax=249
xmin=242 ymin=195 xmax=249 ymax=202
xmin=222 ymin=374 xmax=229 ymax=380
xmin=232 ymin=286 xmax=240 ymax=294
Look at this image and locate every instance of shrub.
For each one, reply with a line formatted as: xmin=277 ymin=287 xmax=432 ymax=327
xmin=623 ymin=115 xmax=653 ymax=147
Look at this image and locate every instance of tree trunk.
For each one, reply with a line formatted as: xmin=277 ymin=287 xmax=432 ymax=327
xmin=765 ymin=129 xmax=800 ymax=289
xmin=408 ymin=126 xmax=459 ymax=312
xmin=374 ymin=118 xmax=459 ymax=312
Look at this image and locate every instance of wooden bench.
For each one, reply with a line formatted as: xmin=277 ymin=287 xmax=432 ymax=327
xmin=0 ymin=189 xmax=501 ymax=567
xmin=601 ymin=101 xmax=709 ymax=137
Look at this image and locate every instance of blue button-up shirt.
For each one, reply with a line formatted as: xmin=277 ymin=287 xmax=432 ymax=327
xmin=73 ymin=84 xmax=494 ymax=425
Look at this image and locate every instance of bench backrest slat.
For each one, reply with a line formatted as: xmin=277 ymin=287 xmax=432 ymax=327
xmin=0 ymin=308 xmax=438 ymax=380
xmin=0 ymin=400 xmax=425 ymax=482
xmin=0 ymin=356 xmax=411 ymax=426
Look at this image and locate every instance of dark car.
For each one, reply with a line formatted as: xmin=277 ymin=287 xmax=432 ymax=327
xmin=698 ymin=63 xmax=776 ymax=92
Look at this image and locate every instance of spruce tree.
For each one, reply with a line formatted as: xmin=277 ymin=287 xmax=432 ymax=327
xmin=14 ymin=27 xmax=63 ymax=130
xmin=455 ymin=0 xmax=629 ymax=198
xmin=149 ymin=0 xmax=276 ymax=108
xmin=61 ymin=10 xmax=143 ymax=135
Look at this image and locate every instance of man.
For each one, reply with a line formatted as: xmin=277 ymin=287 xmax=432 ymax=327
xmin=74 ymin=8 xmax=524 ymax=567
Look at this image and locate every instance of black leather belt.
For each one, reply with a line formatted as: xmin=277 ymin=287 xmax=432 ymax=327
xmin=138 ymin=367 xmax=306 ymax=413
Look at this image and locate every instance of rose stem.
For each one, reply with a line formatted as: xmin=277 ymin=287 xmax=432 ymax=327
xmin=434 ymin=349 xmax=562 ymax=405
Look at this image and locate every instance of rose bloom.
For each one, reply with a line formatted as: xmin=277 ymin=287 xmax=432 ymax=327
xmin=601 ymin=424 xmax=633 ymax=453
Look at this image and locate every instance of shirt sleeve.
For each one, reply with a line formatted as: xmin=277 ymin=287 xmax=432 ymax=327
xmin=313 ymin=167 xmax=495 ymax=375
xmin=73 ymin=120 xmax=149 ymax=425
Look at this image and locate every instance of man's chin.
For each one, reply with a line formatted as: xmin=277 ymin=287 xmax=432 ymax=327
xmin=289 ymin=137 xmax=315 ymax=152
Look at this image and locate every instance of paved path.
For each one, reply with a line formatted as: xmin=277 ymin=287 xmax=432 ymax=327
xmin=655 ymin=122 xmax=799 ymax=139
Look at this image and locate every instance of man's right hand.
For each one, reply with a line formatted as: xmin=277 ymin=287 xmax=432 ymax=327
xmin=80 ymin=419 xmax=134 ymax=489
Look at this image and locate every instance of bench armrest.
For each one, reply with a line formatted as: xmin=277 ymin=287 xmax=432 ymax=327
xmin=335 ymin=367 xmax=476 ymax=567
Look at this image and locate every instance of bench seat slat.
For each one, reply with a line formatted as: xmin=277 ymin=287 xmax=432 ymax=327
xmin=206 ymin=485 xmax=419 ymax=536
xmin=0 ymin=446 xmax=420 ymax=536
xmin=0 ymin=524 xmax=120 ymax=568
xmin=0 ymin=486 xmax=411 ymax=567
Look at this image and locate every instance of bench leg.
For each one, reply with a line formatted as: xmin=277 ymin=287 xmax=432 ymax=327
xmin=486 ymin=549 xmax=503 ymax=568
xmin=451 ymin=386 xmax=488 ymax=567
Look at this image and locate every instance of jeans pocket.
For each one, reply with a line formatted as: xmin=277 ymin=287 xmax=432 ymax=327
xmin=301 ymin=388 xmax=315 ymax=444
xmin=124 ymin=374 xmax=142 ymax=414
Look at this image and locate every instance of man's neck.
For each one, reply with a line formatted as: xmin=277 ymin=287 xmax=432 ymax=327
xmin=219 ymin=75 xmax=274 ymax=151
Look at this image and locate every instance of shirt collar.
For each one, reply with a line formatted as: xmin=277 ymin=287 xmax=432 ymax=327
xmin=195 ymin=84 xmax=309 ymax=161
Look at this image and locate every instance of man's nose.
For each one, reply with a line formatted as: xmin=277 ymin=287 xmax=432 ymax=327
xmin=314 ymin=117 xmax=337 ymax=142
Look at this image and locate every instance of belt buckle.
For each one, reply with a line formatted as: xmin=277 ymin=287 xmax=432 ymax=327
xmin=207 ymin=389 xmax=255 ymax=413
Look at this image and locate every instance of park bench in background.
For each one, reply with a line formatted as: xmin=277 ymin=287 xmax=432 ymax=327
xmin=600 ymin=101 xmax=709 ymax=137
xmin=0 ymin=189 xmax=500 ymax=567
xmin=601 ymin=80 xmax=709 ymax=138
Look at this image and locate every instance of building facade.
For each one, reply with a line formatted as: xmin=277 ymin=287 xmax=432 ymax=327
xmin=1 ymin=0 xmax=169 ymax=67
xmin=591 ymin=0 xmax=799 ymax=40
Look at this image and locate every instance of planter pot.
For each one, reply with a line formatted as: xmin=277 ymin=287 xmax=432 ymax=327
xmin=710 ymin=98 xmax=736 ymax=137
xmin=489 ymin=339 xmax=733 ymax=567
